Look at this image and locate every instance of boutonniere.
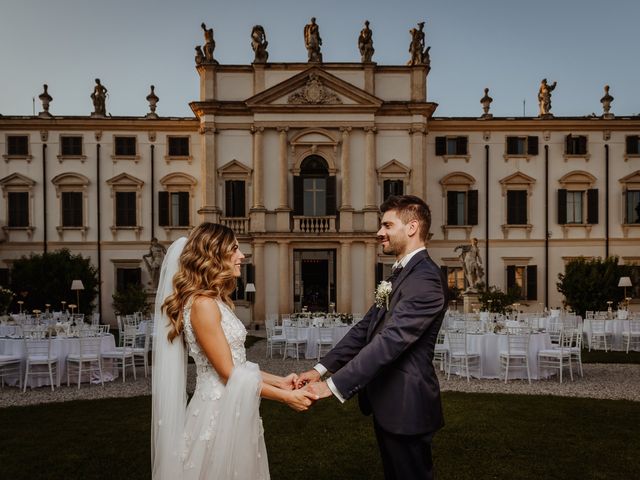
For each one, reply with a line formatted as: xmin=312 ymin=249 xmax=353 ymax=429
xmin=375 ymin=280 xmax=393 ymax=309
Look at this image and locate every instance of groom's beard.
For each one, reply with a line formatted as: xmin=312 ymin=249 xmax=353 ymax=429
xmin=380 ymin=236 xmax=406 ymax=256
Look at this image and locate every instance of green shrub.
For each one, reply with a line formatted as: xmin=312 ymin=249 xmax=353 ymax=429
xmin=112 ymin=284 xmax=150 ymax=316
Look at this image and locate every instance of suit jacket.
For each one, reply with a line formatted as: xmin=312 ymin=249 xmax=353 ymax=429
xmin=321 ymin=250 xmax=446 ymax=435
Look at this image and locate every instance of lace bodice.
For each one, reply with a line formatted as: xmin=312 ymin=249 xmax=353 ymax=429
xmin=183 ymin=297 xmax=247 ymax=400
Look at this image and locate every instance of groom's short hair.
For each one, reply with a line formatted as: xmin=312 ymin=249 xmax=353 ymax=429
xmin=380 ymin=195 xmax=431 ymax=242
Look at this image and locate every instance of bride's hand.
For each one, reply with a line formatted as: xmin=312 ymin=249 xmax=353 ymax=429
xmin=279 ymin=373 xmax=299 ymax=390
xmin=284 ymin=389 xmax=318 ymax=412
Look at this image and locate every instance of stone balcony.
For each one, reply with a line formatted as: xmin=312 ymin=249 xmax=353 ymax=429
xmin=220 ymin=217 xmax=250 ymax=234
xmin=292 ymin=215 xmax=337 ymax=233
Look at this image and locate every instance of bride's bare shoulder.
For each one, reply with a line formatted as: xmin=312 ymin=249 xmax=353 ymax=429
xmin=190 ymin=296 xmax=222 ymax=323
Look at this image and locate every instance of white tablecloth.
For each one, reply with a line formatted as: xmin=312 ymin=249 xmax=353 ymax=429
xmin=0 ymin=333 xmax=117 ymax=388
xmin=444 ymin=332 xmax=554 ymax=380
xmin=583 ymin=319 xmax=629 ymax=351
xmin=283 ymin=325 xmax=352 ymax=359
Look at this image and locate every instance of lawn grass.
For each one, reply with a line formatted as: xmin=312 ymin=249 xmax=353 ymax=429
xmin=581 ymin=348 xmax=640 ymax=364
xmin=1 ymin=392 xmax=639 ymax=480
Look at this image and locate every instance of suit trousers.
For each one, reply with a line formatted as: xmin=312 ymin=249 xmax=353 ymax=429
xmin=373 ymin=418 xmax=435 ymax=480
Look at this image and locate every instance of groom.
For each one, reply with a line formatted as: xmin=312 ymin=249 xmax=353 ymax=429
xmin=298 ymin=195 xmax=447 ymax=480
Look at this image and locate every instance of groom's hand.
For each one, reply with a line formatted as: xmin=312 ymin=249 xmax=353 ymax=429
xmin=280 ymin=373 xmax=299 ymax=390
xmin=303 ymin=381 xmax=332 ymax=399
xmin=296 ymin=369 xmax=321 ymax=389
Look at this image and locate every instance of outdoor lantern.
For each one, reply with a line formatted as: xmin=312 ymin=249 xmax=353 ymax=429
xmin=618 ymin=276 xmax=632 ymax=303
xmin=71 ymin=279 xmax=85 ymax=309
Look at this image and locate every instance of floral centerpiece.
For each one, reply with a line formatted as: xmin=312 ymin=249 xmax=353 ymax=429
xmin=0 ymin=286 xmax=15 ymax=316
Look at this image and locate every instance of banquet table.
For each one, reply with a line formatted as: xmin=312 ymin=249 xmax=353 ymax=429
xmin=443 ymin=331 xmax=554 ymax=380
xmin=0 ymin=333 xmax=118 ymax=388
xmin=283 ymin=324 xmax=352 ymax=359
xmin=583 ymin=319 xmax=629 ymax=351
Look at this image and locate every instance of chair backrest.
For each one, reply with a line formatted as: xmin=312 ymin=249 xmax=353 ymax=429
xmin=352 ymin=313 xmax=363 ymax=323
xmin=628 ymin=319 xmax=640 ymax=334
xmin=91 ymin=312 xmax=100 ymax=325
xmin=284 ymin=325 xmax=302 ymax=341
xmin=557 ymin=328 xmax=576 ymax=352
xmin=78 ymin=330 xmax=103 ymax=358
xmin=318 ymin=327 xmax=334 ymax=342
xmin=447 ymin=331 xmax=468 ymax=355
xmin=590 ymin=319 xmax=606 ymax=334
xmin=97 ymin=324 xmax=110 ymax=335
xmin=506 ymin=332 xmax=530 ymax=354
xmin=23 ymin=328 xmax=51 ymax=358
xmin=122 ymin=326 xmax=138 ymax=349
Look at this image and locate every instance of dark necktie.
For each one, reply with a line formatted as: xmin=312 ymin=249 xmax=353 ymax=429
xmin=386 ymin=266 xmax=404 ymax=284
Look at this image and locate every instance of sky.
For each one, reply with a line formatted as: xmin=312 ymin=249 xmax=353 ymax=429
xmin=1 ymin=0 xmax=639 ymax=118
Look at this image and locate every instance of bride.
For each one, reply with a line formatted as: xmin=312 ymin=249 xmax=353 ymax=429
xmin=151 ymin=223 xmax=317 ymax=479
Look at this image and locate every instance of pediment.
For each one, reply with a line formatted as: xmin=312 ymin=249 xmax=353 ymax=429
xmin=499 ymin=171 xmax=536 ymax=186
xmin=620 ymin=170 xmax=640 ymax=186
xmin=245 ymin=67 xmax=383 ymax=110
xmin=559 ymin=170 xmax=596 ymax=188
xmin=52 ymin=172 xmax=90 ymax=186
xmin=217 ymin=159 xmax=252 ymax=177
xmin=440 ymin=171 xmax=475 ymax=186
xmin=0 ymin=172 xmax=36 ymax=187
xmin=106 ymin=172 xmax=144 ymax=186
xmin=159 ymin=172 xmax=197 ymax=186
xmin=377 ymin=159 xmax=411 ymax=176
xmin=290 ymin=128 xmax=338 ymax=148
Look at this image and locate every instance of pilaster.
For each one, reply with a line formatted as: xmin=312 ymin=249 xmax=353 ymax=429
xmin=250 ymin=125 xmax=266 ymax=232
xmin=339 ymin=241 xmax=352 ymax=312
xmin=339 ymin=127 xmax=353 ymax=232
xmin=253 ymin=240 xmax=265 ymax=326
xmin=364 ymin=126 xmax=379 ymax=231
xmin=278 ymin=240 xmax=290 ymax=314
xmin=197 ymin=124 xmax=220 ymax=222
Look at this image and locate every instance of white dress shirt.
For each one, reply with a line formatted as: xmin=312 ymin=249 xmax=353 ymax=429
xmin=316 ymin=245 xmax=427 ymax=402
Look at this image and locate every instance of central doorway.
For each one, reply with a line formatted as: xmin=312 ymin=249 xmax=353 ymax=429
xmin=293 ymin=249 xmax=336 ymax=312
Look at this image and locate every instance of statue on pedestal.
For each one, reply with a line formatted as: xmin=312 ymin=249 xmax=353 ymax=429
xmin=251 ymin=25 xmax=269 ymax=63
xmin=480 ymin=87 xmax=493 ymax=118
xmin=408 ymin=21 xmax=430 ymax=66
xmin=455 ymin=237 xmax=484 ymax=292
xmin=200 ymin=22 xmax=218 ymax=64
xmin=600 ymin=85 xmax=614 ymax=118
xmin=538 ymin=78 xmax=557 ymax=117
xmin=143 ymin=237 xmax=167 ymax=289
xmin=38 ymin=84 xmax=53 ymax=117
xmin=358 ymin=20 xmax=374 ymax=63
xmin=90 ymin=78 xmax=108 ymax=117
xmin=304 ymin=17 xmax=323 ymax=62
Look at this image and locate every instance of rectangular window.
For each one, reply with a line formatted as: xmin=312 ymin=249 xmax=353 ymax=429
xmin=383 ymin=180 xmax=404 ymax=200
xmin=626 ymin=135 xmax=640 ymax=155
xmin=447 ymin=266 xmax=465 ymax=291
xmin=8 ymin=192 xmax=29 ymax=227
xmin=114 ymin=136 xmax=137 ymax=156
xmin=303 ymin=178 xmax=327 ymax=216
xmin=506 ymin=190 xmax=527 ymax=225
xmin=506 ymin=136 xmax=538 ymax=156
xmin=506 ymin=265 xmax=537 ymax=300
xmin=61 ymin=191 xmax=83 ymax=227
xmin=60 ymin=136 xmax=83 ymax=156
xmin=7 ymin=135 xmax=29 ymax=156
xmin=115 ymin=191 xmax=137 ymax=226
xmin=168 ymin=137 xmax=190 ymax=156
xmin=447 ymin=191 xmax=466 ymax=225
xmin=225 ymin=180 xmax=246 ymax=217
xmin=0 ymin=268 xmax=9 ymax=287
xmin=566 ymin=191 xmax=583 ymax=224
xmin=158 ymin=191 xmax=190 ymax=226
xmin=435 ymin=136 xmax=468 ymax=156
xmin=626 ymin=190 xmax=640 ymax=224
xmin=116 ymin=267 xmax=141 ymax=292
xmin=565 ymin=135 xmax=588 ymax=155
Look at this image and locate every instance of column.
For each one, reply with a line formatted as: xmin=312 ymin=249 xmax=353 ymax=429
xmin=198 ymin=123 xmax=220 ymax=222
xmin=252 ymin=240 xmax=265 ymax=326
xmin=364 ymin=126 xmax=379 ymax=231
xmin=278 ymin=240 xmax=290 ymax=314
xmin=250 ymin=126 xmax=266 ymax=232
xmin=410 ymin=126 xmax=426 ymax=198
xmin=339 ymin=127 xmax=353 ymax=232
xmin=276 ymin=127 xmax=291 ymax=231
xmin=339 ymin=241 xmax=352 ymax=313
xmin=364 ymin=241 xmax=377 ymax=307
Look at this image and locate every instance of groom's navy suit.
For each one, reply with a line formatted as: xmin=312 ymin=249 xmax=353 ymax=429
xmin=320 ymin=249 xmax=446 ymax=479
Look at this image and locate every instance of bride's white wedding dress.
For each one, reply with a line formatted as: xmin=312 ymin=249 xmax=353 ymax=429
xmin=180 ymin=297 xmax=270 ymax=480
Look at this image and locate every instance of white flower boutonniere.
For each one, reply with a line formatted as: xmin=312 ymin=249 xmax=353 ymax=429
xmin=375 ymin=280 xmax=393 ymax=309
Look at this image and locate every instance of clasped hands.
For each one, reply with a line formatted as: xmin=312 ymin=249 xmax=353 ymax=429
xmin=278 ymin=370 xmax=333 ymax=412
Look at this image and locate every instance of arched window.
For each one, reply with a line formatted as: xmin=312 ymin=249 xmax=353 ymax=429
xmin=293 ymin=155 xmax=336 ymax=216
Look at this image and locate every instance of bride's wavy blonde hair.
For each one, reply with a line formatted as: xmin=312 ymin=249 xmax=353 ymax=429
xmin=162 ymin=222 xmax=238 ymax=342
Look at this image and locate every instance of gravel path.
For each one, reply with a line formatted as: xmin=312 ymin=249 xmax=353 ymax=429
xmin=1 ymin=338 xmax=638 ymax=408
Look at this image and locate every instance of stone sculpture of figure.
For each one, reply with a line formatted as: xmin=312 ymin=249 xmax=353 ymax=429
xmin=195 ymin=45 xmax=205 ymax=65
xmin=201 ymin=22 xmax=218 ymax=64
xmin=38 ymin=84 xmax=53 ymax=117
xmin=480 ymin=87 xmax=493 ymax=118
xmin=251 ymin=25 xmax=269 ymax=63
xmin=600 ymin=85 xmax=614 ymax=117
xmin=408 ymin=22 xmax=428 ymax=66
xmin=143 ymin=237 xmax=167 ymax=289
xmin=454 ymin=237 xmax=484 ymax=292
xmin=358 ymin=20 xmax=374 ymax=63
xmin=538 ymin=78 xmax=557 ymax=117
xmin=145 ymin=85 xmax=159 ymax=118
xmin=304 ymin=17 xmax=323 ymax=62
xmin=90 ymin=78 xmax=108 ymax=116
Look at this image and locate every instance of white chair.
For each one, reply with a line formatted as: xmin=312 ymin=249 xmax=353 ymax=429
xmin=116 ymin=315 xmax=125 ymax=347
xmin=588 ymin=319 xmax=612 ymax=351
xmin=265 ymin=322 xmax=285 ymax=358
xmin=23 ymin=329 xmax=58 ymax=392
xmin=352 ymin=313 xmax=364 ymax=323
xmin=568 ymin=327 xmax=584 ymax=377
xmin=446 ymin=331 xmax=481 ymax=382
xmin=91 ymin=312 xmax=100 ymax=325
xmin=283 ymin=325 xmax=307 ymax=360
xmin=97 ymin=324 xmax=111 ymax=335
xmin=623 ymin=318 xmax=640 ymax=353
xmin=316 ymin=327 xmax=334 ymax=361
xmin=101 ymin=326 xmax=137 ymax=382
xmin=66 ymin=331 xmax=104 ymax=389
xmin=133 ymin=321 xmax=152 ymax=377
xmin=538 ymin=329 xmax=574 ymax=383
xmin=433 ymin=328 xmax=448 ymax=371
xmin=0 ymin=354 xmax=22 ymax=389
xmin=499 ymin=332 xmax=531 ymax=384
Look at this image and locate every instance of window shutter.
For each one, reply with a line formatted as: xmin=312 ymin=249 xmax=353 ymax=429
xmin=224 ymin=181 xmax=233 ymax=217
xmin=526 ymin=265 xmax=537 ymax=301
xmin=506 ymin=265 xmax=516 ymax=293
xmin=236 ymin=181 xmax=246 ymax=217
xmin=293 ymin=176 xmax=303 ymax=215
xmin=527 ymin=136 xmax=539 ymax=155
xmin=457 ymin=137 xmax=468 ymax=155
xmin=557 ymin=189 xmax=567 ymax=224
xmin=626 ymin=136 xmax=639 ymax=155
xmin=468 ymin=190 xmax=478 ymax=225
xmin=178 ymin=192 xmax=190 ymax=226
xmin=579 ymin=136 xmax=588 ymax=155
xmin=565 ymin=135 xmax=572 ymax=154
xmin=158 ymin=192 xmax=169 ymax=226
xmin=246 ymin=264 xmax=255 ymax=283
xmin=435 ymin=137 xmax=446 ymax=156
xmin=446 ymin=191 xmax=458 ymax=225
xmin=587 ymin=188 xmax=599 ymax=224
xmin=326 ymin=175 xmax=336 ymax=215
xmin=8 ymin=192 xmax=29 ymax=227
xmin=506 ymin=137 xmax=518 ymax=155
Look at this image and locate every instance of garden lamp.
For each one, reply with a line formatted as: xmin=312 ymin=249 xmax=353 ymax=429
xmin=71 ymin=279 xmax=84 ymax=309
xmin=245 ymin=283 xmax=256 ymax=325
xmin=618 ymin=276 xmax=632 ymax=302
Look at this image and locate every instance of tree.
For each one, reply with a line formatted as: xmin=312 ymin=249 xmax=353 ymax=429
xmin=477 ymin=284 xmax=520 ymax=314
xmin=557 ymin=256 xmax=632 ymax=317
xmin=9 ymin=249 xmax=99 ymax=315
xmin=112 ymin=284 xmax=150 ymax=316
